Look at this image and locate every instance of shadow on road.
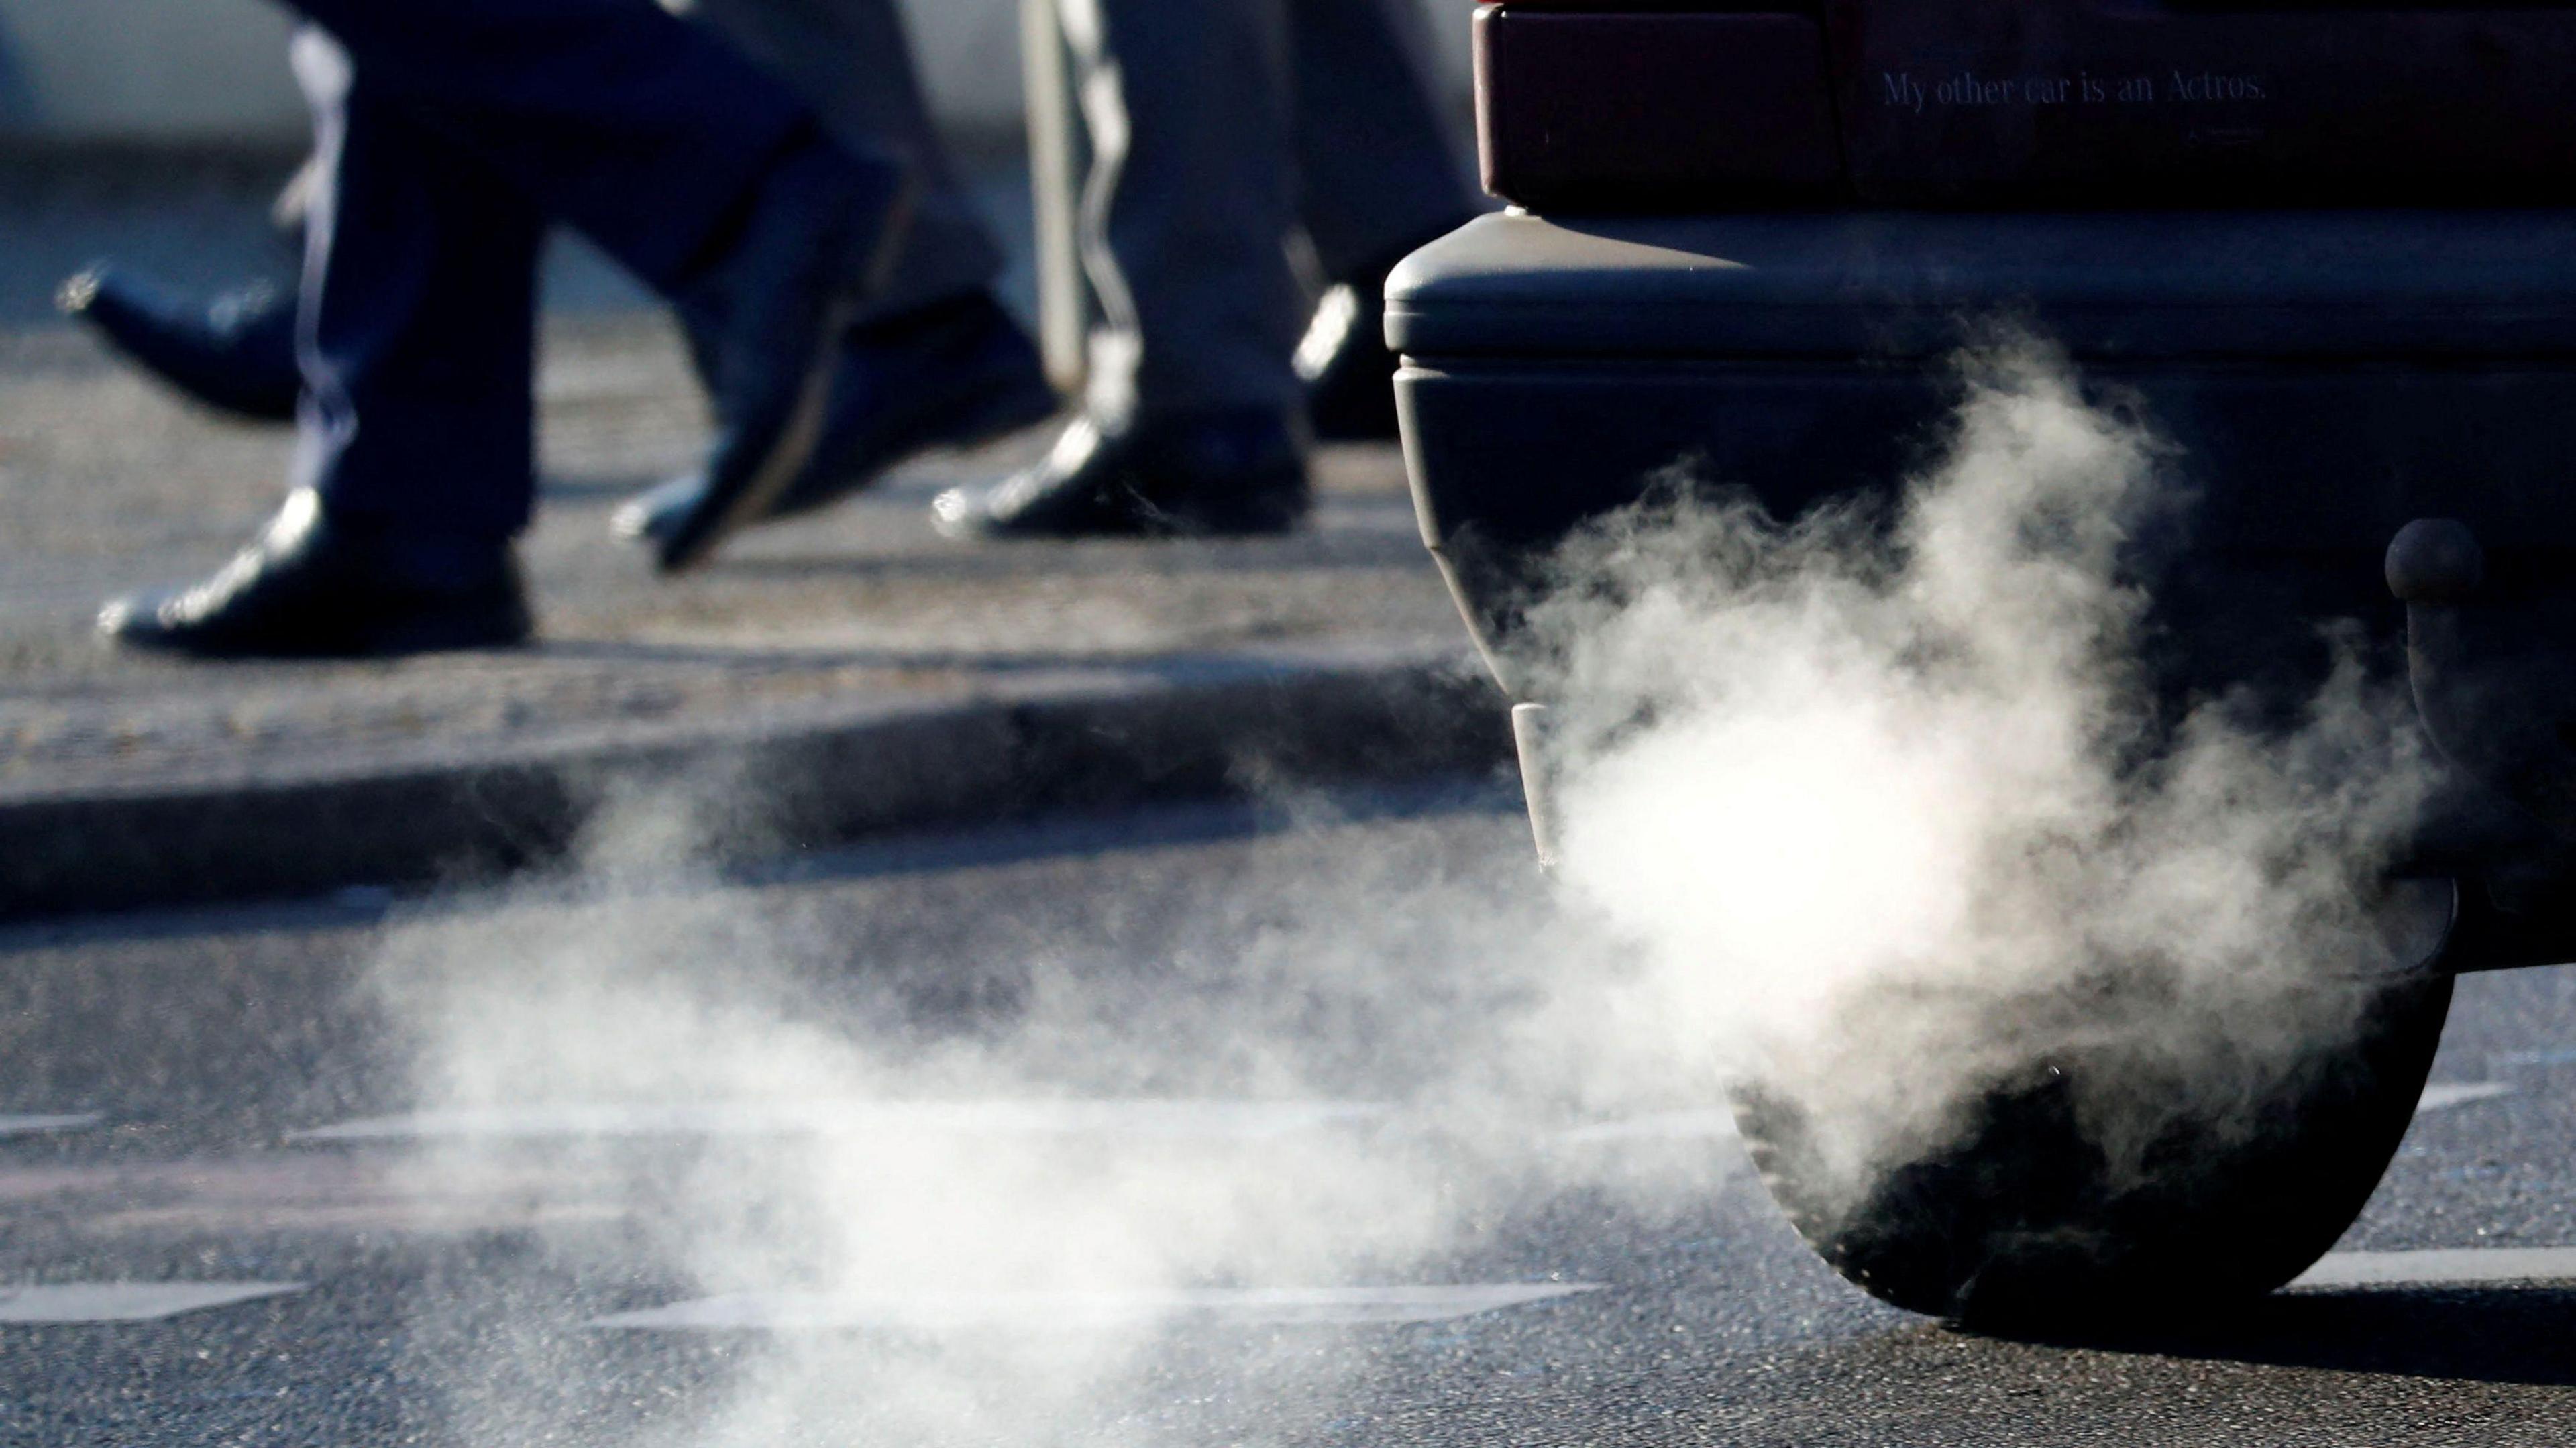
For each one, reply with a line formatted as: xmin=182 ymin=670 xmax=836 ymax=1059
xmin=2002 ymin=1287 xmax=2576 ymax=1387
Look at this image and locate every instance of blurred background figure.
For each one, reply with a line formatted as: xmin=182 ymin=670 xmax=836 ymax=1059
xmin=65 ymin=0 xmax=1056 ymax=577
xmin=87 ymin=0 xmax=914 ymax=657
xmin=65 ymin=0 xmax=1482 ymax=569
xmin=930 ymin=0 xmax=1481 ymax=541
xmin=606 ymin=0 xmax=1062 ymax=558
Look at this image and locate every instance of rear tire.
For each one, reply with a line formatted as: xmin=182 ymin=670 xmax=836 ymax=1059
xmin=1731 ymin=964 xmax=2453 ymax=1330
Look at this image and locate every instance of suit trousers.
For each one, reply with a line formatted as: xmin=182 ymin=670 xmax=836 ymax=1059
xmin=279 ymin=0 xmax=1000 ymax=541
xmin=676 ymin=0 xmax=1004 ymax=320
xmin=1061 ymin=0 xmax=1479 ymax=423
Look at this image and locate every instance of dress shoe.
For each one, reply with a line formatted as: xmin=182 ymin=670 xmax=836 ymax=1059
xmin=654 ymin=138 xmax=919 ymax=574
xmin=58 ymin=267 xmax=301 ymax=422
xmin=931 ymin=408 xmax=1310 ymax=541
xmin=99 ymin=490 xmax=530 ymax=659
xmin=1297 ymin=280 xmax=1400 ymax=443
xmin=612 ymin=290 xmax=1057 ymax=558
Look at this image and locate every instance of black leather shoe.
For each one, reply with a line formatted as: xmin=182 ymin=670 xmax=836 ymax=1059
xmin=930 ymin=409 xmax=1310 ymax=541
xmin=654 ymin=139 xmax=919 ymax=574
xmin=58 ymin=267 xmax=301 ymax=423
xmin=1297 ymin=280 xmax=1400 ymax=443
xmin=612 ymin=291 xmax=1057 ymax=555
xmin=99 ymin=490 xmax=530 ymax=659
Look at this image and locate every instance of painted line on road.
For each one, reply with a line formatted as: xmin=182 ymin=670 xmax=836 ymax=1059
xmin=2500 ymin=1046 xmax=2576 ymax=1069
xmin=0 ymin=1113 xmax=102 ymax=1139
xmin=2416 ymin=1082 xmax=2515 ymax=1113
xmin=0 ymin=1282 xmax=305 ymax=1323
xmin=290 ymin=1099 xmax=1391 ymax=1145
xmin=0 ymin=1155 xmax=631 ymax=1235
xmin=2294 ymin=1247 xmax=2576 ymax=1290
xmin=593 ymin=1283 xmax=1601 ymax=1332
xmin=1555 ymin=1109 xmax=1740 ymax=1145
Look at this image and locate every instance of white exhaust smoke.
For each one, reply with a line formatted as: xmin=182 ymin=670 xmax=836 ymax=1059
xmin=1533 ymin=339 xmax=2443 ymax=1214
xmin=350 ymin=339 xmax=2445 ymax=1439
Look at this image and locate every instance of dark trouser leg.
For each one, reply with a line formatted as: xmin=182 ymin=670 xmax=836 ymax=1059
xmin=1283 ymin=0 xmax=1481 ymax=439
xmin=281 ymin=0 xmax=922 ymax=573
xmin=289 ymin=32 xmax=543 ymax=543
xmin=1065 ymin=0 xmax=1305 ymax=425
xmin=1289 ymin=0 xmax=1480 ymax=282
xmin=95 ymin=30 xmax=537 ymax=653
xmin=276 ymin=0 xmax=808 ymax=291
xmin=685 ymin=0 xmax=1003 ymax=322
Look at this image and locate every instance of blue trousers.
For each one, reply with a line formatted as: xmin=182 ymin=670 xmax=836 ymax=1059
xmin=274 ymin=0 xmax=929 ymax=541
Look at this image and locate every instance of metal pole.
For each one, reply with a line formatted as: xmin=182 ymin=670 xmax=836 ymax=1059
xmin=1020 ymin=0 xmax=1088 ymax=398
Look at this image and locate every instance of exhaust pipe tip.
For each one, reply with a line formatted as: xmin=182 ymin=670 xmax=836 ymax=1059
xmin=1510 ymin=703 xmax=1562 ymax=872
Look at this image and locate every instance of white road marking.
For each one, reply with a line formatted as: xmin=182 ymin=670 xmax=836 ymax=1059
xmin=290 ymin=1099 xmax=1387 ymax=1145
xmin=1556 ymin=1109 xmax=1740 ymax=1145
xmin=593 ymin=1283 xmax=1599 ymax=1332
xmin=0 ymin=1155 xmax=629 ymax=1235
xmin=2500 ymin=1046 xmax=2576 ymax=1069
xmin=2294 ymin=1247 xmax=2576 ymax=1290
xmin=2416 ymin=1082 xmax=2516 ymax=1113
xmin=0 ymin=1114 xmax=103 ymax=1139
xmin=0 ymin=1282 xmax=305 ymax=1323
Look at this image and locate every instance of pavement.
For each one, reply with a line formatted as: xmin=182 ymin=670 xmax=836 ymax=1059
xmin=0 ymin=169 xmax=1506 ymax=917
xmin=1 ymin=791 xmax=2573 ymax=1447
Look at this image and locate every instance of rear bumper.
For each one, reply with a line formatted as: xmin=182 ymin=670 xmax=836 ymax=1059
xmin=1393 ymin=207 xmax=2576 ymax=973
xmin=1390 ymin=209 xmax=2576 ymax=693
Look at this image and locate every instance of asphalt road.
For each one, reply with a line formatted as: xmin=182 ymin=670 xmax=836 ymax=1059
xmin=2 ymin=785 xmax=2573 ymax=1446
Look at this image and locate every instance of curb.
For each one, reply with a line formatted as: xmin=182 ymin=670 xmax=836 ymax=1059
xmin=0 ymin=651 xmax=1513 ymax=920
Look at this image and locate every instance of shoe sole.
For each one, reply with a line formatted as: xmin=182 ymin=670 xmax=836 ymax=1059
xmin=105 ymin=606 xmax=532 ymax=661
xmin=938 ymin=469 xmax=1311 ymax=543
xmin=614 ymin=355 xmax=1058 ymax=546
xmin=940 ymin=502 xmax=1311 ymax=543
xmin=657 ymin=173 xmax=922 ymax=575
xmin=770 ymin=364 xmax=1059 ymax=524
